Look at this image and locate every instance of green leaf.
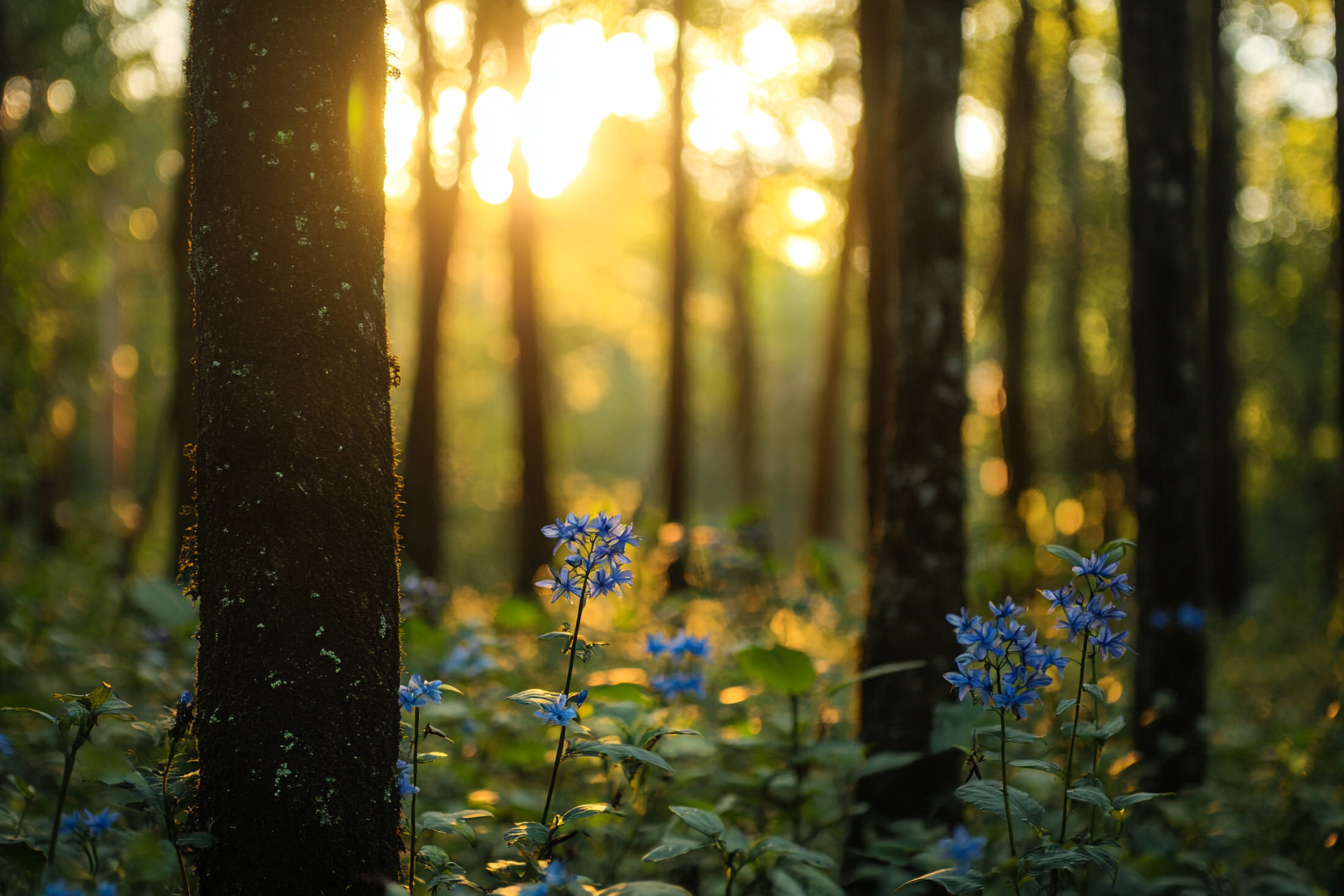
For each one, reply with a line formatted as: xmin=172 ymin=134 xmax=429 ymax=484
xmin=825 ymin=660 xmax=925 ymax=696
xmin=788 ymin=862 xmax=847 ymax=896
xmin=1095 ymin=716 xmax=1125 ymax=742
xmin=737 ymin=645 xmax=817 ymax=696
xmin=418 ymin=844 xmax=453 ymax=871
xmin=507 ymin=689 xmax=561 ymax=708
xmin=896 ymin=868 xmax=985 ymax=895
xmin=436 ymin=683 xmax=465 ymax=697
xmin=487 ymin=859 xmax=532 ymax=881
xmin=1082 ymin=683 xmax=1107 ymax=704
xmin=1044 ymin=544 xmax=1087 ymax=569
xmin=1066 ymin=782 xmax=1113 ymax=814
xmin=503 ymin=822 xmax=550 ymax=847
xmin=0 ymin=707 xmax=58 ymax=726
xmin=1112 ymin=792 xmax=1171 ymax=810
xmin=1100 ymin=539 xmax=1136 ymax=561
xmin=567 ymin=740 xmax=673 ymax=772
xmin=0 ymin=837 xmax=46 ymax=875
xmin=420 ymin=810 xmax=492 ymax=848
xmin=560 ymin=803 xmax=622 ymax=823
xmin=975 ymin=726 xmax=1042 ymax=745
xmin=1023 ymin=846 xmax=1092 ymax=873
xmin=639 ymin=727 xmax=700 ymax=750
xmin=1008 ymin=759 xmax=1064 ymax=777
xmin=722 ymin=827 xmax=750 ymax=855
xmin=1075 ymin=844 xmax=1118 ymax=878
xmin=770 ymin=868 xmax=808 ymax=896
xmin=538 ymin=631 xmax=576 ymax=642
xmin=597 ymin=884 xmax=694 ymax=896
xmin=955 ymin=781 xmax=1045 ymax=827
xmin=930 ymin=700 xmax=983 ymax=754
xmin=641 ymin=838 xmax=714 ymax=862
xmin=669 ymin=805 xmax=724 ymax=838
xmin=586 ymin=683 xmax=653 ymax=707
xmin=857 ymin=751 xmax=922 ymax=778
xmin=750 ymin=836 xmax=835 ymax=869
xmin=175 ymin=831 xmax=214 ymax=850
xmin=417 ymin=752 xmax=450 ymax=764
xmin=6 ymin=774 xmax=35 ymax=801
xmin=1055 ymin=699 xmax=1078 ymax=716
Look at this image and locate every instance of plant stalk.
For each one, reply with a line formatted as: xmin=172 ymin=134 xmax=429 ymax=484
xmin=541 ymin=539 xmax=596 ymax=826
xmin=407 ymin=706 xmax=420 ymax=890
xmin=1059 ymin=640 xmax=1091 ymax=842
xmin=164 ymin=739 xmax=193 ymax=896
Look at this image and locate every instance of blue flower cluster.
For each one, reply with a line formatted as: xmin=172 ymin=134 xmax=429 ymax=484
xmin=938 ymin=825 xmax=987 ymax=875
xmin=59 ymin=807 xmax=120 ymax=840
xmin=533 ymin=690 xmax=588 ymax=727
xmin=441 ymin=629 xmax=495 ymax=678
xmin=537 ymin=512 xmax=640 ymax=603
xmin=648 ymin=629 xmax=710 ymax=702
xmin=520 ymin=859 xmax=578 ymax=896
xmin=44 ymin=882 xmax=116 ymax=896
xmin=396 ymin=759 xmax=418 ymax=798
xmin=398 ymin=673 xmax=443 ymax=713
xmin=944 ymin=551 xmax=1132 ymax=719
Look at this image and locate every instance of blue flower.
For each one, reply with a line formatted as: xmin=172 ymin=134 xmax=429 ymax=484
xmin=962 ymin=620 xmax=1003 ymax=660
xmin=1072 ymin=552 xmax=1120 ymax=581
xmin=946 ymin=607 xmax=977 ymax=638
xmin=988 ymin=596 xmax=1026 ymax=619
xmin=96 ymin=883 xmax=118 ymax=896
xmin=937 ymin=825 xmax=987 ymax=874
xmin=670 ymin=630 xmax=711 ymax=660
xmin=442 ymin=637 xmax=495 ymax=678
xmin=992 ymin=684 xmax=1041 ymax=720
xmin=521 ymin=859 xmax=578 ymax=896
xmin=0 ymin=733 xmax=14 ymax=758
xmin=83 ymin=807 xmax=120 ymax=839
xmin=589 ymin=566 xmax=620 ymax=598
xmin=536 ymin=566 xmax=583 ymax=604
xmin=1036 ymin=646 xmax=1069 ymax=673
xmin=541 ymin=513 xmax=591 ymax=551
xmin=605 ymin=524 xmax=641 ymax=557
xmin=998 ymin=620 xmax=1037 ymax=653
xmin=409 ymin=673 xmax=443 ymax=705
xmin=1054 ymin=605 xmax=1092 ymax=643
xmin=1040 ymin=585 xmax=1077 ymax=612
xmin=1106 ymin=573 xmax=1134 ymax=598
xmin=1090 ymin=625 xmax=1131 ymax=661
xmin=944 ymin=659 xmax=976 ymax=701
xmin=534 ymin=694 xmax=578 ymax=727
xmin=592 ymin=511 xmax=623 ymax=540
xmin=44 ymin=881 xmax=84 ymax=896
xmin=396 ymin=759 xmax=418 ymax=798
xmin=1086 ymin=595 xmax=1126 ymax=625
xmin=59 ymin=812 xmax=82 ymax=835
xmin=651 ymin=671 xmax=706 ymax=702
xmin=1177 ymin=603 xmax=1205 ymax=632
xmin=645 ymin=632 xmax=671 ymax=658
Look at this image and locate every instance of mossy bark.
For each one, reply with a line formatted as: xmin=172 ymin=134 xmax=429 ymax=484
xmin=188 ymin=2 xmax=402 ymax=891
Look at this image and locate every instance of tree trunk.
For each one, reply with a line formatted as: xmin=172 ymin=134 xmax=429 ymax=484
xmin=996 ymin=0 xmax=1036 ymax=513
xmin=859 ymin=0 xmax=966 ymax=820
xmin=1119 ymin=0 xmax=1209 ymax=792
xmin=170 ymin=106 xmax=196 ymax=577
xmin=808 ymin=123 xmax=864 ymax=542
xmin=1204 ymin=0 xmax=1242 ymax=614
xmin=503 ymin=0 xmax=554 ymax=597
xmin=725 ymin=174 xmax=758 ymax=508
xmin=403 ymin=0 xmax=487 ymax=580
xmin=664 ymin=0 xmax=692 ymax=589
xmin=188 ymin=2 xmax=402 ymax=891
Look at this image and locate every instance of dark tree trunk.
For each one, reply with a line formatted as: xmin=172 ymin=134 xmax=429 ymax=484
xmin=859 ymin=0 xmax=966 ymax=820
xmin=402 ymin=0 xmax=487 ymax=580
xmin=171 ymin=106 xmax=196 ymax=577
xmin=725 ymin=175 xmax=758 ymax=508
xmin=996 ymin=0 xmax=1036 ymax=513
xmin=503 ymin=0 xmax=554 ymax=597
xmin=1337 ymin=0 xmax=1344 ymax=598
xmin=808 ymin=124 xmax=864 ymax=541
xmin=1204 ymin=0 xmax=1242 ymax=614
xmin=188 ymin=2 xmax=402 ymax=891
xmin=664 ymin=0 xmax=692 ymax=589
xmin=1119 ymin=0 xmax=1209 ymax=792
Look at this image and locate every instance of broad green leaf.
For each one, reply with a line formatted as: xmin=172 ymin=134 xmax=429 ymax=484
xmin=737 ymin=645 xmax=817 ymax=696
xmin=1044 ymin=544 xmax=1087 ymax=569
xmin=1008 ymin=759 xmax=1064 ymax=777
xmin=1066 ymin=782 xmax=1113 ymax=814
xmin=561 ymin=803 xmax=622 ymax=823
xmin=567 ymin=740 xmax=673 ymax=772
xmin=486 ymin=859 xmax=532 ymax=881
xmin=436 ymin=684 xmax=465 ymax=697
xmin=641 ymin=838 xmax=714 ymax=862
xmin=639 ymin=727 xmax=700 ymax=750
xmin=598 ymin=884 xmax=694 ymax=896
xmin=418 ymin=844 xmax=452 ymax=871
xmin=1023 ymin=846 xmax=1092 ymax=873
xmin=751 ymin=836 xmax=835 ymax=869
xmin=1075 ymin=844 xmax=1118 ymax=878
xmin=1082 ymin=684 xmax=1107 ymax=704
xmin=975 ymin=726 xmax=1042 ymax=745
xmin=896 ymin=868 xmax=985 ymax=895
xmin=417 ymin=752 xmax=450 ymax=764
xmin=857 ymin=752 xmax=922 ymax=778
xmin=1112 ymin=792 xmax=1171 ymax=810
xmin=0 ymin=837 xmax=46 ymax=875
xmin=6 ymin=775 xmax=35 ymax=800
xmin=1100 ymin=539 xmax=1136 ymax=561
xmin=769 ymin=868 xmax=808 ymax=896
xmin=502 ymin=822 xmax=550 ymax=847
xmin=669 ymin=805 xmax=724 ymax=837
xmin=789 ymin=862 xmax=847 ymax=896
xmin=0 ymin=708 xmax=58 ymax=726
xmin=1095 ymin=716 xmax=1125 ymax=742
xmin=507 ymin=689 xmax=560 ymax=708
xmin=722 ymin=827 xmax=750 ymax=855
xmin=825 ymin=660 xmax=925 ymax=696
xmin=955 ymin=781 xmax=1045 ymax=827
xmin=420 ymin=810 xmax=492 ymax=848
xmin=175 ymin=831 xmax=214 ymax=849
xmin=1055 ymin=699 xmax=1078 ymax=716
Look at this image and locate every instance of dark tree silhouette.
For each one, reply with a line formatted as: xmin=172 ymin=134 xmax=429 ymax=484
xmin=402 ymin=0 xmax=487 ymax=580
xmin=858 ymin=0 xmax=966 ymax=819
xmin=663 ymin=0 xmax=692 ymax=589
xmin=808 ymin=124 xmax=864 ymax=542
xmin=995 ymin=0 xmax=1036 ymax=514
xmin=1119 ymin=0 xmax=1209 ymax=792
xmin=169 ymin=107 xmax=195 ymax=576
xmin=1204 ymin=0 xmax=1243 ymax=614
xmin=188 ymin=2 xmax=401 ymax=890
xmin=503 ymin=0 xmax=554 ymax=596
xmin=725 ymin=172 xmax=758 ymax=508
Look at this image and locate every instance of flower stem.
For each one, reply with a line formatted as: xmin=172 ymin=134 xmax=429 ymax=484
xmin=998 ymin=708 xmax=1021 ymax=896
xmin=407 ymin=707 xmax=420 ymax=891
xmin=541 ymin=545 xmax=595 ymax=827
xmin=164 ymin=739 xmax=193 ymax=896
xmin=45 ymin=727 xmax=87 ymax=885
xmin=1058 ymin=640 xmax=1090 ymax=843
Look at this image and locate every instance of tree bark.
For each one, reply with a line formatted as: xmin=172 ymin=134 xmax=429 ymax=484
xmin=1204 ymin=0 xmax=1242 ymax=614
xmin=664 ymin=0 xmax=692 ymax=589
xmin=503 ymin=0 xmax=554 ymax=597
xmin=859 ymin=0 xmax=966 ymax=820
xmin=1119 ymin=0 xmax=1209 ymax=792
xmin=808 ymin=123 xmax=864 ymax=542
xmin=188 ymin=2 xmax=402 ymax=891
xmin=996 ymin=0 xmax=1036 ymax=513
xmin=170 ymin=106 xmax=196 ymax=577
xmin=403 ymin=0 xmax=487 ymax=580
xmin=725 ymin=173 xmax=758 ymax=509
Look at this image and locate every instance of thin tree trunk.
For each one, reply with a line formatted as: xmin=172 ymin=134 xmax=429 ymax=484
xmin=170 ymin=106 xmax=196 ymax=577
xmin=996 ymin=0 xmax=1036 ymax=514
xmin=1205 ymin=0 xmax=1242 ymax=614
xmin=808 ymin=123 xmax=865 ymax=541
xmin=1336 ymin=0 xmax=1344 ymax=599
xmin=725 ymin=172 xmax=758 ymax=508
xmin=403 ymin=0 xmax=487 ymax=580
xmin=859 ymin=0 xmax=966 ymax=820
xmin=503 ymin=0 xmax=553 ymax=596
xmin=188 ymin=2 xmax=402 ymax=891
xmin=664 ymin=0 xmax=692 ymax=589
xmin=1119 ymin=0 xmax=1209 ymax=792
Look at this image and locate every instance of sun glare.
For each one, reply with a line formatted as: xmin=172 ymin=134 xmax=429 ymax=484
xmin=743 ymin=21 xmax=796 ymax=79
xmin=787 ymin=186 xmax=826 ymax=224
